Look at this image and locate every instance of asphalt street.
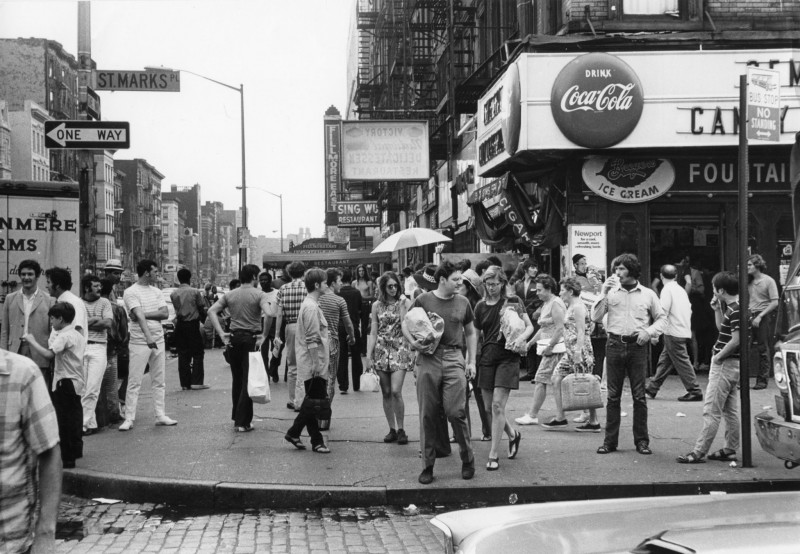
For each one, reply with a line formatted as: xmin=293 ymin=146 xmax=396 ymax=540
xmin=63 ymin=347 xmax=800 ymax=509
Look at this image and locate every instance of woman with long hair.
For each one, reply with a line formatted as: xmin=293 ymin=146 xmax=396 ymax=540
xmin=474 ymin=266 xmax=533 ymax=470
xmin=549 ymin=277 xmax=601 ymax=431
xmin=355 ymin=264 xmax=375 ymax=356
xmin=366 ymin=271 xmax=412 ymax=444
xmin=515 ymin=274 xmax=566 ymax=427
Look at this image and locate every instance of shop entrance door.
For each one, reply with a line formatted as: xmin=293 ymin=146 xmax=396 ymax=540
xmin=649 ymin=211 xmax=722 ymax=286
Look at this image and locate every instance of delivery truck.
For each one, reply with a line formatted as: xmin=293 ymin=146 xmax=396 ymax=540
xmin=0 ymin=180 xmax=80 ymax=303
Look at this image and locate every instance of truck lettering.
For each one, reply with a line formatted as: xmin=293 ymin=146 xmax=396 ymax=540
xmin=0 ymin=217 xmax=77 ymax=232
xmin=0 ymin=238 xmax=37 ymax=251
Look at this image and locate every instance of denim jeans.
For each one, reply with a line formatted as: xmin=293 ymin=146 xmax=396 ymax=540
xmin=648 ymin=335 xmax=701 ymax=394
xmin=752 ymin=311 xmax=775 ymax=383
xmin=229 ymin=332 xmax=257 ymax=427
xmin=604 ymin=337 xmax=649 ymax=448
xmin=175 ymin=320 xmax=205 ymax=388
xmin=693 ymin=357 xmax=740 ymax=456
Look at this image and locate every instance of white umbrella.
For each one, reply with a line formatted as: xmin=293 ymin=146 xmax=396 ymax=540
xmin=371 ymin=228 xmax=451 ymax=253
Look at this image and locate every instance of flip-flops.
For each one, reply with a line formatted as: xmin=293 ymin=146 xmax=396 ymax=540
xmin=284 ymin=434 xmax=306 ymax=450
xmin=486 ymin=457 xmax=499 ymax=471
xmin=707 ymin=449 xmax=737 ymax=461
xmin=676 ymin=452 xmax=706 ymax=464
xmin=508 ymin=430 xmax=522 ymax=459
xmin=312 ymin=444 xmax=331 ymax=454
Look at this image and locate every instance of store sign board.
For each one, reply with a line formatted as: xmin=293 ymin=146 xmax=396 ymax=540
xmin=746 ymin=66 xmax=781 ymax=142
xmin=672 ymin=158 xmax=791 ymax=191
xmin=551 ymin=53 xmax=644 ymax=149
xmin=476 ymin=48 xmax=800 ymax=174
xmin=324 ymin=119 xmax=342 ymax=213
xmin=582 ymin=157 xmax=675 ymax=203
xmin=336 ymin=201 xmax=380 ymax=227
xmin=567 ymin=224 xmax=607 ymax=283
xmin=341 ymin=121 xmax=429 ymax=181
xmin=476 ymin=63 xmax=521 ymax=175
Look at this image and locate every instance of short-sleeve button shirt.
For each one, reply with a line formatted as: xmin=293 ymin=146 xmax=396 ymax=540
xmin=0 ymin=350 xmax=59 ymax=553
xmin=123 ymin=282 xmax=167 ymax=344
xmin=276 ymin=280 xmax=307 ymax=325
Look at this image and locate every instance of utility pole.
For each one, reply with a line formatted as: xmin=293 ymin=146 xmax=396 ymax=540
xmin=78 ymin=1 xmax=96 ymax=277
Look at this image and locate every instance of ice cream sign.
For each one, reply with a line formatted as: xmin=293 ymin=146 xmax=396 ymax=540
xmin=582 ymin=157 xmax=675 ymax=203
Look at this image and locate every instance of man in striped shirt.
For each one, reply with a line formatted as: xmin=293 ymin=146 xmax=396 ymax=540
xmin=268 ymin=262 xmax=307 ymax=410
xmin=678 ymin=271 xmax=741 ymax=464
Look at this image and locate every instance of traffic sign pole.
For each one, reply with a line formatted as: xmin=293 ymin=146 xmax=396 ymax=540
xmin=739 ymin=74 xmax=753 ymax=469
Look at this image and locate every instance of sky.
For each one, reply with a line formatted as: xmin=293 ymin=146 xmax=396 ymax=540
xmin=0 ymin=0 xmax=354 ymax=240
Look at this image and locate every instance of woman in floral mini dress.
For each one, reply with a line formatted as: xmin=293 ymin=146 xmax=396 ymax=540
xmin=366 ymin=271 xmax=412 ymax=445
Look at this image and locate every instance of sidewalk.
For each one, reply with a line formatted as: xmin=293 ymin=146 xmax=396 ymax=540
xmin=63 ymin=349 xmax=800 ymax=509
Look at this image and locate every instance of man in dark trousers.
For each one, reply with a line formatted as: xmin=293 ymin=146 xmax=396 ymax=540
xmin=337 ymin=269 xmax=363 ymax=393
xmin=514 ymin=258 xmax=542 ymax=381
xmin=208 ymin=264 xmax=271 ymax=432
xmin=171 ymin=268 xmax=208 ymax=391
xmin=268 ymin=262 xmax=293 ymax=381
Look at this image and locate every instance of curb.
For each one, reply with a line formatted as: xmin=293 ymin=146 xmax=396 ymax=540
xmin=62 ymin=469 xmax=800 ymax=510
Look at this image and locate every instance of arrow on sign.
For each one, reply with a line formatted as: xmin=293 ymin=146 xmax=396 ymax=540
xmin=44 ymin=120 xmax=131 ymax=150
xmin=756 ymin=130 xmax=773 ymax=138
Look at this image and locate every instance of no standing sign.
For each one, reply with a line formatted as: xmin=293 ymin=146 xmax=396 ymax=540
xmin=746 ymin=66 xmax=781 ymax=142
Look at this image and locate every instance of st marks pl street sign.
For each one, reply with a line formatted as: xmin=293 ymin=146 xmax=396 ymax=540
xmin=94 ymin=68 xmax=181 ymax=92
xmin=746 ymin=66 xmax=780 ymax=143
xmin=44 ymin=121 xmax=130 ymax=150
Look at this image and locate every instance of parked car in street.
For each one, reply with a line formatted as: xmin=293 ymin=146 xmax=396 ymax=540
xmin=429 ymin=491 xmax=800 ymax=554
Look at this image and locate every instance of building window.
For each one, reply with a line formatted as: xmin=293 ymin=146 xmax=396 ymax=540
xmin=622 ymin=0 xmax=677 ymax=14
xmin=612 ymin=0 xmax=702 ymax=22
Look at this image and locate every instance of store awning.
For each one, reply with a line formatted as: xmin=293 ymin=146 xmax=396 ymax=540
xmin=262 ymin=250 xmax=392 ymax=269
xmin=468 ymin=172 xmax=563 ymax=250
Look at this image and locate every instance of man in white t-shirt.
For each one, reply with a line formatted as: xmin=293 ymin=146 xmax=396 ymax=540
xmin=45 ymin=266 xmax=88 ymax=341
xmin=119 ymin=259 xmax=177 ymax=431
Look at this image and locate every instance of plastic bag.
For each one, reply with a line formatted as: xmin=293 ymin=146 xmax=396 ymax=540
xmin=405 ymin=307 xmax=444 ymax=355
xmin=359 ymin=370 xmax=380 ymax=392
xmin=500 ymin=307 xmax=527 ymax=354
xmin=536 ymin=340 xmax=566 ymax=355
xmin=247 ymin=351 xmax=271 ymax=404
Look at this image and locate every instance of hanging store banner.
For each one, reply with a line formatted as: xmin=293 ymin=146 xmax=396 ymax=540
xmin=336 ymin=201 xmax=380 ymax=227
xmin=324 ymin=117 xmax=342 ymax=221
xmin=341 ymin=121 xmax=429 ymax=181
xmin=478 ymin=48 xmax=800 ymax=176
xmin=476 ymin=63 xmax=522 ymax=175
xmin=582 ymin=157 xmax=675 ymax=203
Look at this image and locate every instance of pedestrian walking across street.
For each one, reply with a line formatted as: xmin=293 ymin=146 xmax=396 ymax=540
xmin=336 ymin=269 xmax=363 ymax=393
xmin=646 ymin=264 xmax=703 ymax=402
xmin=268 ymin=262 xmax=307 ymax=410
xmin=171 ymin=268 xmax=209 ymax=391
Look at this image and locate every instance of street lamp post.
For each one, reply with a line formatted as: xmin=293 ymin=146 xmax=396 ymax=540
xmin=237 ymin=186 xmax=283 ymax=253
xmin=151 ymin=67 xmax=247 ymax=271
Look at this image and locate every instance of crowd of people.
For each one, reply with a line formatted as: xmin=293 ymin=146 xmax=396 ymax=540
xmin=0 ymin=250 xmax=780 ymax=550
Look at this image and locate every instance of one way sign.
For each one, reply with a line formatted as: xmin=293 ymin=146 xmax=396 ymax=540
xmin=44 ymin=120 xmax=130 ymax=149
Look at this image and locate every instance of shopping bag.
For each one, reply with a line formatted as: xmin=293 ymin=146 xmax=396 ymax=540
xmin=405 ymin=307 xmax=444 ymax=355
xmin=359 ymin=369 xmax=380 ymax=392
xmin=560 ymin=372 xmax=603 ymax=411
xmin=247 ymin=351 xmax=271 ymax=404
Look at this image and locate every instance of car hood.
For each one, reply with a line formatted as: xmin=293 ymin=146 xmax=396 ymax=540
xmin=431 ymin=492 xmax=800 ymax=554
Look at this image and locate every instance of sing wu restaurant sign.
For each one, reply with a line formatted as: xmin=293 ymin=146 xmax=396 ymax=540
xmin=476 ymin=48 xmax=800 ymax=176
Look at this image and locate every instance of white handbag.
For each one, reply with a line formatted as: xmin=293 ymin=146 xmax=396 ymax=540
xmin=359 ymin=369 xmax=381 ymax=392
xmin=536 ymin=340 xmax=566 ymax=355
xmin=247 ymin=351 xmax=271 ymax=404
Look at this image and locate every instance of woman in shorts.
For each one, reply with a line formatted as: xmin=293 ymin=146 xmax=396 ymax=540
xmin=474 ymin=266 xmax=533 ymax=470
xmin=516 ymin=274 xmax=566 ymax=427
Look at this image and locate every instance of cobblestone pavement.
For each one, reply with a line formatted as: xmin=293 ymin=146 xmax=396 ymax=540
xmin=56 ymin=496 xmax=450 ymax=553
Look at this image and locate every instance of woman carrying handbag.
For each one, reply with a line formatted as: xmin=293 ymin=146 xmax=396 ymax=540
xmin=548 ymin=278 xmax=601 ymax=431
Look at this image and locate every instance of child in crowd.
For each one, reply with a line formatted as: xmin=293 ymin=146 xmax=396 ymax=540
xmin=25 ymin=302 xmax=86 ymax=468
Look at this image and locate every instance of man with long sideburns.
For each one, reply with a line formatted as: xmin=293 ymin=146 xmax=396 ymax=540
xmin=592 ymin=253 xmax=665 ymax=456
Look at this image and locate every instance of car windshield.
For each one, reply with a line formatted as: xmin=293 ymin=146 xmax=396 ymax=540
xmin=776 ymin=271 xmax=800 ymax=338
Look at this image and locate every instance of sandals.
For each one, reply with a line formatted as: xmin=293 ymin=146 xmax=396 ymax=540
xmin=596 ymin=444 xmax=617 ymax=454
xmin=508 ymin=431 xmax=522 ymax=459
xmin=312 ymin=444 xmax=331 ymax=454
xmin=486 ymin=457 xmax=499 ymax=471
xmin=707 ymin=449 xmax=737 ymax=461
xmin=676 ymin=452 xmax=706 ymax=464
xmin=481 ymin=435 xmax=492 ymax=442
xmin=284 ymin=434 xmax=306 ymax=450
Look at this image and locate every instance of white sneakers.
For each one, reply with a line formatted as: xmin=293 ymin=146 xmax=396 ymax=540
xmin=573 ymin=412 xmax=590 ymax=423
xmin=118 ymin=420 xmax=133 ymax=431
xmin=155 ymin=416 xmax=178 ymax=426
xmin=515 ymin=414 xmax=538 ymax=425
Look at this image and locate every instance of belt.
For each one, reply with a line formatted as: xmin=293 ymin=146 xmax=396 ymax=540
xmin=608 ymin=333 xmax=640 ymax=344
xmin=231 ymin=329 xmax=260 ymax=336
xmin=437 ymin=344 xmax=461 ymax=351
xmin=87 ymin=340 xmax=104 ymax=345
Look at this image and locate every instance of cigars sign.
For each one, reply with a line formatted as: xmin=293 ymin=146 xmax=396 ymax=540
xmin=551 ymin=53 xmax=644 ymax=148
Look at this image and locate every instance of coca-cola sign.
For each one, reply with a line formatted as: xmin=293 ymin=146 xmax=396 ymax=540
xmin=551 ymin=53 xmax=644 ymax=148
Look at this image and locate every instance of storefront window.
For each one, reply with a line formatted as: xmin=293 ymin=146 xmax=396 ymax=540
xmin=615 ymin=214 xmax=639 ymax=257
xmin=777 ymin=215 xmax=794 ymax=286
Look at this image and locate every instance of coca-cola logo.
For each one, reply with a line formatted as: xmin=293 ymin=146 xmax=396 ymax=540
xmin=551 ymin=53 xmax=643 ymax=148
